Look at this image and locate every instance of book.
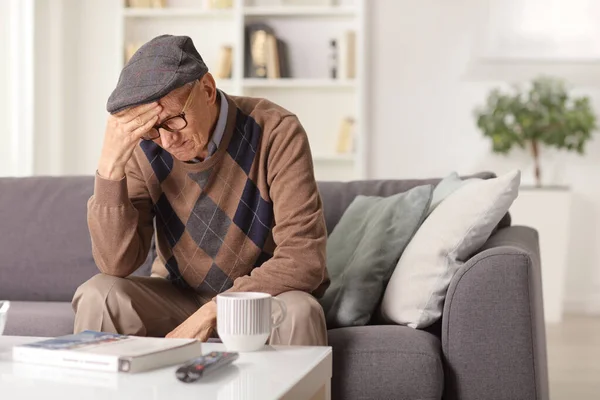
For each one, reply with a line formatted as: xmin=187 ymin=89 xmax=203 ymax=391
xmin=276 ymin=39 xmax=291 ymax=78
xmin=215 ymin=45 xmax=233 ymax=79
xmin=12 ymin=330 xmax=203 ymax=373
xmin=266 ymin=34 xmax=281 ymax=79
xmin=205 ymin=0 xmax=233 ymax=9
xmin=338 ymin=30 xmax=356 ymax=80
xmin=336 ymin=117 xmax=355 ymax=154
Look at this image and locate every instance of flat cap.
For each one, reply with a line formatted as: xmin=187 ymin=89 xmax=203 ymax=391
xmin=107 ymin=34 xmax=208 ymax=114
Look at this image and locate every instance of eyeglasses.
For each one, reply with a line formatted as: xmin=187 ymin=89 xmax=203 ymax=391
xmin=142 ymin=81 xmax=196 ymax=141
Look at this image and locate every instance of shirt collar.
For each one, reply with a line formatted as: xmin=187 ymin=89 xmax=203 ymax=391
xmin=185 ymin=89 xmax=228 ymax=164
xmin=207 ymin=89 xmax=228 ymax=159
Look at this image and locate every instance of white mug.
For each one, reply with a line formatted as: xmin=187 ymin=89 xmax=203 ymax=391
xmin=216 ymin=292 xmax=287 ymax=352
xmin=0 ymin=301 xmax=10 ymax=335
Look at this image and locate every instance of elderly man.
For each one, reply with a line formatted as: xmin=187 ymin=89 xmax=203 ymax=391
xmin=72 ymin=35 xmax=329 ymax=345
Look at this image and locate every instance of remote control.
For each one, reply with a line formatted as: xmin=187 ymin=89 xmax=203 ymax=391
xmin=176 ymin=351 xmax=239 ymax=383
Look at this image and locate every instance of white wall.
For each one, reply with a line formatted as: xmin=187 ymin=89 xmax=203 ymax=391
xmin=34 ymin=0 xmax=65 ymax=175
xmin=31 ymin=0 xmax=120 ymax=176
xmin=370 ymin=0 xmax=600 ymax=314
xmin=66 ymin=0 xmax=122 ymax=175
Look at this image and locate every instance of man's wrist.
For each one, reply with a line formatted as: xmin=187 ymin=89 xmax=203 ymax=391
xmin=97 ymin=161 xmax=126 ymax=181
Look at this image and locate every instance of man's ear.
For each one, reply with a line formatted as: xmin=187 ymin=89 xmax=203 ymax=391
xmin=200 ymin=73 xmax=217 ymax=104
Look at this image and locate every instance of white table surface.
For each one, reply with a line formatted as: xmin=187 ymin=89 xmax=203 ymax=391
xmin=0 ymin=336 xmax=332 ymax=400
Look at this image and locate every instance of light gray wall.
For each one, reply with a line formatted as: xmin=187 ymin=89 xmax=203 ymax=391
xmin=369 ymin=0 xmax=600 ymax=314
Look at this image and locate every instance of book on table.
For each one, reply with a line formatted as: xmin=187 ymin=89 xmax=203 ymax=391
xmin=12 ymin=330 xmax=203 ymax=373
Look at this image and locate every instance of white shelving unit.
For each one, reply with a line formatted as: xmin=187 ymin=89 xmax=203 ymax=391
xmin=243 ymin=5 xmax=356 ymax=17
xmin=117 ymin=0 xmax=366 ymax=181
xmin=123 ymin=8 xmax=234 ymax=17
xmin=242 ymin=78 xmax=356 ymax=89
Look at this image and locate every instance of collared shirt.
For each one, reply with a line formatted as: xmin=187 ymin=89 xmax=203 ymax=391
xmin=186 ymin=89 xmax=228 ymax=164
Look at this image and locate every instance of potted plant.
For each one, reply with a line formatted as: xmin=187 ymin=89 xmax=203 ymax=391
xmin=474 ymin=76 xmax=597 ymax=323
xmin=475 ymin=76 xmax=596 ymax=187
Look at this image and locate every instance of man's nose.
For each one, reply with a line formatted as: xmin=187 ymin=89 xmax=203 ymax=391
xmin=160 ymin=132 xmax=179 ymax=149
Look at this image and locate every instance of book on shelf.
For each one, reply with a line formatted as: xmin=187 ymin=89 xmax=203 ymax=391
xmin=338 ymin=30 xmax=356 ymax=80
xmin=246 ymin=23 xmax=290 ymax=79
xmin=336 ymin=117 xmax=355 ymax=154
xmin=12 ymin=330 xmax=203 ymax=373
xmin=276 ymin=39 xmax=291 ymax=78
xmin=204 ymin=0 xmax=233 ymax=9
xmin=266 ymin=34 xmax=280 ymax=79
xmin=215 ymin=45 xmax=233 ymax=79
xmin=127 ymin=0 xmax=165 ymax=8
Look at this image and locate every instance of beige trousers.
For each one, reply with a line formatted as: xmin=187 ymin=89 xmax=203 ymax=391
xmin=72 ymin=274 xmax=328 ymax=346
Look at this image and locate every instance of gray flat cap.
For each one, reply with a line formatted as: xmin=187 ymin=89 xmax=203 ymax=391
xmin=107 ymin=34 xmax=208 ymax=114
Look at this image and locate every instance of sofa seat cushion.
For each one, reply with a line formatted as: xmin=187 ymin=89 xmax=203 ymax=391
xmin=4 ymin=302 xmax=74 ymax=337
xmin=0 ymin=176 xmax=154 ymax=302
xmin=328 ymin=325 xmax=443 ymax=400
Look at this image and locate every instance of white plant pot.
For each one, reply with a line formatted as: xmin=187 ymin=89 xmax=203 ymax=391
xmin=509 ymin=187 xmax=572 ymax=324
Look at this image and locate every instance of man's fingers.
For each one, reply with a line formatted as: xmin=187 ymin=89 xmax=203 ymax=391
xmin=197 ymin=327 xmax=213 ymax=342
xmin=124 ymin=104 xmax=162 ymax=131
xmin=118 ymin=102 xmax=160 ymax=123
xmin=130 ymin=115 xmax=159 ymax=140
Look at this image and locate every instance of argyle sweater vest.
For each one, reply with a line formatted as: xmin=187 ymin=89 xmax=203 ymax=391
xmin=88 ymin=95 xmax=329 ymax=300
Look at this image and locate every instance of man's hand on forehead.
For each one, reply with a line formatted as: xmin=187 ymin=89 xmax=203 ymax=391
xmin=116 ymin=101 xmax=159 ymax=120
xmin=98 ymin=101 xmax=162 ymax=181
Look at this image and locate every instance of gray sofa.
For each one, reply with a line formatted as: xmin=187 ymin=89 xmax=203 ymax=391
xmin=0 ymin=174 xmax=549 ymax=400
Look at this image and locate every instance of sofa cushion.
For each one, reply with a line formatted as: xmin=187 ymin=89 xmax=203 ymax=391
xmin=0 ymin=176 xmax=153 ymax=302
xmin=427 ymin=172 xmax=480 ymax=216
xmin=320 ymin=185 xmax=433 ymax=328
xmin=328 ymin=325 xmax=443 ymax=400
xmin=381 ymin=170 xmax=521 ymax=329
xmin=317 ymin=172 xmax=502 ymax=235
xmin=4 ymin=301 xmax=74 ymax=337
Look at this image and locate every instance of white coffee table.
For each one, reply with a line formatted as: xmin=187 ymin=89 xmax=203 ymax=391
xmin=0 ymin=336 xmax=332 ymax=400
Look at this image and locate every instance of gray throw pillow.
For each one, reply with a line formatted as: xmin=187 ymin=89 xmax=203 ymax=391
xmin=320 ymin=184 xmax=433 ymax=328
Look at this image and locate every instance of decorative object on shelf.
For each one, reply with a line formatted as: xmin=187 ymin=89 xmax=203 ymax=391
xmin=474 ymin=76 xmax=597 ymax=188
xmin=329 ymin=39 xmax=338 ymax=79
xmin=246 ymin=24 xmax=272 ymax=78
xmin=335 ymin=117 xmax=355 ymax=154
xmin=215 ymin=45 xmax=233 ymax=79
xmin=127 ymin=0 xmax=165 ymax=8
xmin=205 ymin=0 xmax=233 ymax=9
xmin=338 ymin=30 xmax=355 ymax=80
xmin=245 ymin=23 xmax=290 ymax=79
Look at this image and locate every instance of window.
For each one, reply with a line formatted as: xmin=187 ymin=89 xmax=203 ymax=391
xmin=484 ymin=0 xmax=600 ymax=60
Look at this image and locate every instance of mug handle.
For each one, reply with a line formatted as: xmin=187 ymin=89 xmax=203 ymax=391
xmin=271 ymin=297 xmax=287 ymax=329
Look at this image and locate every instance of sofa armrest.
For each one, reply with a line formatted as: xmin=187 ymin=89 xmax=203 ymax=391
xmin=441 ymin=226 xmax=549 ymax=400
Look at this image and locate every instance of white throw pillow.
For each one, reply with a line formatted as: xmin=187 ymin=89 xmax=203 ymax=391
xmin=427 ymin=172 xmax=480 ymax=216
xmin=380 ymin=170 xmax=521 ymax=328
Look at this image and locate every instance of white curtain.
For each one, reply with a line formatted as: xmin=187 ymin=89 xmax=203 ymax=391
xmin=485 ymin=0 xmax=600 ymax=60
xmin=1 ymin=0 xmax=34 ymax=176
